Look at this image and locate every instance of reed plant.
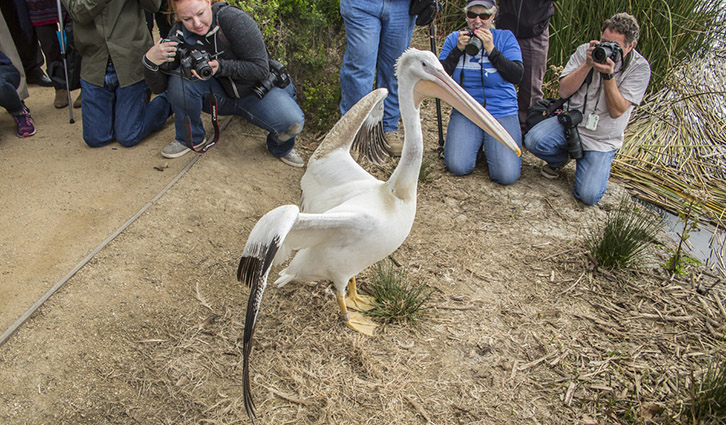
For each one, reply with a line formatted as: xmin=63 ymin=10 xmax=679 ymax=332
xmin=612 ymin=49 xmax=726 ymax=228
xmin=683 ymin=360 xmax=726 ymax=423
xmin=586 ymin=197 xmax=662 ymax=270
xmin=364 ymin=263 xmax=431 ymax=325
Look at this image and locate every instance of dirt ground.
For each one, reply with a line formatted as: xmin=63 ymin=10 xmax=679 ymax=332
xmin=1 ymin=69 xmax=725 ymax=424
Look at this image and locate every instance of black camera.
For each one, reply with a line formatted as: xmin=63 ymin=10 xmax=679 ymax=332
xmin=592 ymin=41 xmax=623 ymax=64
xmin=557 ymin=110 xmax=584 ymax=159
xmin=164 ymin=36 xmax=214 ymax=80
xmin=465 ymin=30 xmax=483 ymax=56
xmin=251 ymin=59 xmax=291 ymax=99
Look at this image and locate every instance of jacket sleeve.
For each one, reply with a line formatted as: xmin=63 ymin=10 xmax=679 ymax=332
xmin=215 ymin=8 xmax=269 ymax=82
xmin=439 ymin=32 xmax=463 ymax=76
xmin=60 ymin=0 xmax=111 ymax=24
xmin=139 ymin=0 xmax=162 ymax=13
xmin=488 ymin=48 xmax=523 ymax=84
xmin=143 ymin=56 xmax=169 ymax=94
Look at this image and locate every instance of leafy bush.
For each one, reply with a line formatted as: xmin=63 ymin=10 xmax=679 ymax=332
xmin=229 ymin=0 xmax=345 ymax=132
xmin=586 ymin=197 xmax=662 ymax=270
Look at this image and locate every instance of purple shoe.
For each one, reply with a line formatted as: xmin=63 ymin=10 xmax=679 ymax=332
xmin=14 ymin=111 xmax=36 ymax=138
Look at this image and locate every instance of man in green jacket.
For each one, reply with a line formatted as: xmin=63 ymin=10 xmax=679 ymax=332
xmin=62 ymin=0 xmax=171 ymax=147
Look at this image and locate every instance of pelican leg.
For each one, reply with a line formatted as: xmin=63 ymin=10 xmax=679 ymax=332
xmin=345 ymin=277 xmax=376 ymax=312
xmin=336 ymin=292 xmax=377 ymax=336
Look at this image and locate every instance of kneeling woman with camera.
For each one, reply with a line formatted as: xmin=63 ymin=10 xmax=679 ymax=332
xmin=438 ymin=0 xmax=523 ymax=185
xmin=143 ymin=0 xmax=305 ymax=165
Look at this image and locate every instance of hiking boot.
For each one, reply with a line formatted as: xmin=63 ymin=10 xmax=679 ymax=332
xmin=14 ymin=110 xmax=36 ymax=138
xmin=279 ymin=149 xmax=305 ymax=168
xmin=161 ymin=138 xmax=206 ymax=159
xmin=54 ymin=88 xmax=69 ymax=108
xmin=384 ymin=131 xmax=403 ymax=157
xmin=73 ymin=91 xmax=82 ymax=109
xmin=541 ymin=159 xmax=570 ymax=179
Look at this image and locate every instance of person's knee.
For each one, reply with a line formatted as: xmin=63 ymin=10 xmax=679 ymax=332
xmin=83 ymin=136 xmax=112 ymax=148
xmin=574 ymin=187 xmax=605 ymax=206
xmin=445 ymin=159 xmax=474 ymax=176
xmin=490 ymin=169 xmax=520 ymax=186
xmin=276 ymin=112 xmax=304 ymax=142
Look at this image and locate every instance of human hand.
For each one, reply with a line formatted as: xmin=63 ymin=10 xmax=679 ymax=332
xmin=146 ymin=39 xmax=179 ymax=66
xmin=457 ymin=29 xmax=472 ymax=51
xmin=474 ymin=27 xmax=494 ymax=53
xmin=190 ymin=59 xmax=219 ymax=80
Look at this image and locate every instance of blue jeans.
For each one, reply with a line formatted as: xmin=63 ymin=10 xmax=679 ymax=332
xmin=0 ymin=64 xmax=23 ymax=115
xmin=339 ymin=0 xmax=415 ymax=132
xmin=80 ymin=64 xmax=171 ymax=147
xmin=444 ymin=111 xmax=522 ymax=185
xmin=524 ymin=116 xmax=616 ymax=205
xmin=166 ymin=75 xmax=304 ymax=157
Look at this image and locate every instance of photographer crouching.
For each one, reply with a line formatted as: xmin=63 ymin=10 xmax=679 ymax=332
xmin=143 ymin=0 xmax=305 ymax=166
xmin=524 ymin=12 xmax=650 ymax=205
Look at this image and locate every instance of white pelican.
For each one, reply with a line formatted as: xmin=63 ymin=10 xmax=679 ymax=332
xmin=237 ymin=48 xmax=520 ymax=423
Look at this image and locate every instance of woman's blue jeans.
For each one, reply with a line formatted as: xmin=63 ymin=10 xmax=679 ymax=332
xmin=339 ymin=0 xmax=415 ymax=133
xmin=524 ymin=116 xmax=616 ymax=205
xmin=444 ymin=110 xmax=523 ymax=185
xmin=166 ymin=74 xmax=304 ymax=157
xmin=80 ymin=64 xmax=171 ymax=147
xmin=0 ymin=64 xmax=23 ymax=115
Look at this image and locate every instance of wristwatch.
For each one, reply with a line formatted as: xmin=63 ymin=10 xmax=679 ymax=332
xmin=601 ymin=73 xmax=614 ymax=80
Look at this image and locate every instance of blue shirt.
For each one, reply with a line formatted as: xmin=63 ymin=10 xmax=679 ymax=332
xmin=439 ymin=28 xmax=521 ymax=118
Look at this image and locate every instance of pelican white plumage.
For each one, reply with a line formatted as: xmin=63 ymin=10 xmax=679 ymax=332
xmin=236 ymin=48 xmax=520 ymax=423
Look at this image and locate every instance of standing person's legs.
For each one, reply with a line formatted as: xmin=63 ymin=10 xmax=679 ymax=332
xmin=339 ymin=0 xmax=383 ymax=117
xmin=377 ymin=0 xmax=415 ymax=132
xmin=482 ymin=114 xmax=522 ymax=185
xmin=516 ymin=27 xmax=549 ymax=131
xmin=573 ymin=149 xmax=616 ymax=206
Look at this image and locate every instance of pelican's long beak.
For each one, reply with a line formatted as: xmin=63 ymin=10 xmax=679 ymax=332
xmin=414 ymin=69 xmax=521 ymax=156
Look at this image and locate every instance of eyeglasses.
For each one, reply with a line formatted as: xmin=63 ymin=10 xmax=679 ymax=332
xmin=466 ymin=11 xmax=493 ymax=20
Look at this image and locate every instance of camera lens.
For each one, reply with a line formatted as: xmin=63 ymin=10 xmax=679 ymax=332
xmin=197 ymin=64 xmax=213 ymax=80
xmin=465 ymin=36 xmax=482 ymax=56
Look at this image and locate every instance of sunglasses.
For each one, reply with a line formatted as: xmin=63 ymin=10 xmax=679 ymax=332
xmin=467 ymin=11 xmax=493 ymax=20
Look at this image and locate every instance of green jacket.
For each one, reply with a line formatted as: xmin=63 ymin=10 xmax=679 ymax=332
xmin=62 ymin=0 xmax=161 ymax=87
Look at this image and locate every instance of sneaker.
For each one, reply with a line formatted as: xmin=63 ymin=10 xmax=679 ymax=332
xmin=54 ymin=88 xmax=69 ymax=108
xmin=384 ymin=131 xmax=403 ymax=157
xmin=14 ymin=110 xmax=36 ymax=138
xmin=541 ymin=159 xmax=570 ymax=179
xmin=161 ymin=138 xmax=206 ymax=159
xmin=279 ymin=149 xmax=305 ymax=168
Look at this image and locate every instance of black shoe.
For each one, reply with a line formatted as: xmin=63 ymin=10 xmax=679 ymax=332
xmin=26 ymin=69 xmax=53 ymax=87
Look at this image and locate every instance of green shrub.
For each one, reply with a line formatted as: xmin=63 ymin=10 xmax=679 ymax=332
xmin=683 ymin=360 xmax=726 ymax=422
xmin=586 ymin=198 xmax=662 ymax=270
xmin=228 ymin=0 xmax=345 ymax=132
xmin=364 ymin=263 xmax=431 ymax=326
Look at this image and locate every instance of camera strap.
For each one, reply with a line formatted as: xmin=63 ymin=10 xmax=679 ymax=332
xmin=190 ymin=85 xmax=221 ymax=154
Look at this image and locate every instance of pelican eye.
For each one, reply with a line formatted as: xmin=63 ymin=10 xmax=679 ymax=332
xmin=422 ymin=61 xmax=428 ymax=68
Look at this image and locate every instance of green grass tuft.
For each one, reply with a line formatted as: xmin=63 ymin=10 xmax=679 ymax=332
xmin=364 ymin=263 xmax=431 ymax=325
xmin=586 ymin=198 xmax=662 ymax=270
xmin=683 ymin=360 xmax=726 ymax=422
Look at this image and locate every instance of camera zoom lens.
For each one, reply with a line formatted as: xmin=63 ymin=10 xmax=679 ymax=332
xmin=465 ymin=37 xmax=482 ymax=56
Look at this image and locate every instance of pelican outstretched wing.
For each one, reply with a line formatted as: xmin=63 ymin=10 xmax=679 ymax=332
xmin=237 ymin=206 xmax=373 ymax=424
xmin=310 ymin=88 xmax=389 ymax=166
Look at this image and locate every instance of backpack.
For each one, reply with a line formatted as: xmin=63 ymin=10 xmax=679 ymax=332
xmin=48 ymin=20 xmax=82 ymax=91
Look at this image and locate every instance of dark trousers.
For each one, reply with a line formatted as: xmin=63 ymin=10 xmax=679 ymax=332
xmin=516 ymin=27 xmax=549 ymax=131
xmin=0 ymin=0 xmax=44 ymax=76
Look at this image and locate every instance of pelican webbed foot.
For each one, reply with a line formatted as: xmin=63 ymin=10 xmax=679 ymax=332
xmin=345 ymin=276 xmax=376 ymax=312
xmin=336 ymin=291 xmax=377 ymax=336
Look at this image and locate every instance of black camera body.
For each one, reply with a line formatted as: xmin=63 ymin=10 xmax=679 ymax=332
xmin=465 ymin=30 xmax=483 ymax=56
xmin=251 ymin=59 xmax=291 ymax=99
xmin=164 ymin=36 xmax=214 ymax=80
xmin=557 ymin=110 xmax=584 ymax=159
xmin=592 ymin=41 xmax=623 ymax=64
